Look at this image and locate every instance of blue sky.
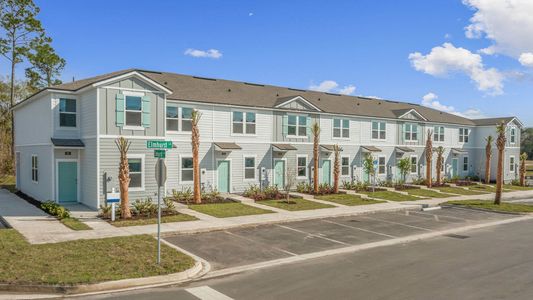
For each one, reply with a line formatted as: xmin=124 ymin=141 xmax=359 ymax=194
xmin=5 ymin=0 xmax=533 ymax=125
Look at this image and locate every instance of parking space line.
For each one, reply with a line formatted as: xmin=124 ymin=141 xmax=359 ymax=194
xmin=360 ymin=215 xmax=434 ymax=232
xmin=321 ymin=219 xmax=398 ymax=238
xmin=186 ymin=285 xmax=234 ymax=300
xmin=410 ymin=210 xmax=470 ymax=222
xmin=400 ymin=210 xmax=458 ymax=223
xmin=223 ymin=230 xmax=298 ymax=256
xmin=275 ymin=224 xmax=350 ymax=246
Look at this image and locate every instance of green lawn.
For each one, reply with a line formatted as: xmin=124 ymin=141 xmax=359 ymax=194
xmin=188 ymin=202 xmax=274 ymax=218
xmin=432 ymin=186 xmax=488 ymax=195
xmin=110 ymin=213 xmax=198 ymax=227
xmin=259 ymin=198 xmax=335 ymax=211
xmin=0 ymin=229 xmax=195 ymax=285
xmin=486 ymin=184 xmax=533 ymax=191
xmin=61 ymin=218 xmax=92 ymax=230
xmin=360 ymin=190 xmax=423 ymax=201
xmin=445 ymin=200 xmax=533 ymax=213
xmin=406 ymin=189 xmax=455 ymax=198
xmin=314 ymin=194 xmax=385 ymax=206
xmin=466 ymin=185 xmax=504 ymax=193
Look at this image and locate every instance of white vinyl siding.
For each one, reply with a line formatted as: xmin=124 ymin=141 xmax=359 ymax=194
xmin=333 ymin=118 xmax=349 ymax=138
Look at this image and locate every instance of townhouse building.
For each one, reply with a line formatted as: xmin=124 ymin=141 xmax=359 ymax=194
xmin=12 ymin=69 xmax=523 ymax=210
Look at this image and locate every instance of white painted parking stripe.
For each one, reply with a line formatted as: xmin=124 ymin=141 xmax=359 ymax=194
xmin=362 ymin=215 xmax=434 ymax=232
xmin=322 ymin=219 xmax=398 ymax=238
xmin=223 ymin=230 xmax=298 ymax=256
xmin=275 ymin=224 xmax=350 ymax=246
xmin=186 ymin=286 xmax=234 ymax=300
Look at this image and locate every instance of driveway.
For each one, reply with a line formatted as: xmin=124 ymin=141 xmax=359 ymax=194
xmin=164 ymin=206 xmax=516 ymax=270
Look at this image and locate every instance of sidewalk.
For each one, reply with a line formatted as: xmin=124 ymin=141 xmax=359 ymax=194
xmin=1 ymin=188 xmax=532 ymax=245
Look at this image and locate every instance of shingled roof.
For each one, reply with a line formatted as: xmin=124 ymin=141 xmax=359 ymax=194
xmin=46 ymin=69 xmax=508 ymax=126
xmin=471 ymin=117 xmax=517 ymax=126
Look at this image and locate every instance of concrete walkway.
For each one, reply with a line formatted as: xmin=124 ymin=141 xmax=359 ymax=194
xmin=1 ymin=188 xmax=533 ymax=245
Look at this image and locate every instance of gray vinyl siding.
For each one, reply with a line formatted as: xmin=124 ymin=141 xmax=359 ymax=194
xmin=80 ymin=89 xmax=97 ymax=137
xmin=80 ymin=138 xmax=98 ymax=209
xmin=14 ymin=94 xmax=52 ymax=146
xmin=15 ymin=145 xmax=53 ymax=201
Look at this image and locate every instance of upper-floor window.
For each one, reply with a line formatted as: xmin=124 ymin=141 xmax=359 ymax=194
xmin=459 ymin=128 xmax=470 ymax=143
xmin=31 ymin=155 xmax=38 ymax=183
xmin=434 ymin=126 xmax=445 ymax=142
xmin=166 ymin=105 xmax=193 ymax=132
xmin=233 ymin=111 xmax=256 ymax=135
xmin=341 ymin=156 xmax=350 ymax=176
xmin=463 ymin=156 xmax=469 ymax=172
xmin=372 ymin=121 xmax=386 ymax=140
xmin=510 ymin=127 xmax=517 ymax=144
xmin=288 ymin=114 xmax=307 ymax=137
xmin=404 ymin=123 xmax=418 ymax=141
xmin=510 ymin=156 xmax=516 ymax=173
xmin=127 ymin=156 xmax=144 ymax=189
xmin=333 ymin=118 xmax=349 ymax=138
xmin=297 ymin=155 xmax=307 ymax=178
xmin=59 ymin=98 xmax=76 ymax=127
xmin=125 ymin=95 xmax=142 ymax=127
xmin=244 ymin=156 xmax=256 ymax=180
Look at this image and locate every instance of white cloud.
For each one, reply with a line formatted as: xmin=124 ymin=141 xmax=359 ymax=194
xmin=248 ymin=12 xmax=254 ymax=16
xmin=184 ymin=48 xmax=222 ymax=59
xmin=421 ymin=92 xmax=486 ymax=119
xmin=519 ymin=52 xmax=533 ymax=67
xmin=308 ymin=80 xmax=356 ymax=95
xmin=463 ymin=0 xmax=533 ymax=58
xmin=409 ymin=43 xmax=504 ymax=95
xmin=444 ymin=33 xmax=452 ymax=39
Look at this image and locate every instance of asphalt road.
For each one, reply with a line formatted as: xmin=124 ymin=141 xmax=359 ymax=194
xmin=77 ymin=208 xmax=533 ymax=300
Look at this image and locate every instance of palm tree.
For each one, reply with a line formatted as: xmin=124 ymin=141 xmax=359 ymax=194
xmin=495 ymin=121 xmax=507 ymax=205
xmin=484 ymin=135 xmax=493 ymax=184
xmin=425 ymin=129 xmax=433 ymax=188
xmin=435 ymin=146 xmax=444 ymax=186
xmin=191 ymin=109 xmax=202 ymax=204
xmin=115 ymin=137 xmax=132 ymax=219
xmin=520 ymin=152 xmax=528 ymax=186
xmin=332 ymin=144 xmax=342 ymax=194
xmin=311 ymin=122 xmax=320 ymax=194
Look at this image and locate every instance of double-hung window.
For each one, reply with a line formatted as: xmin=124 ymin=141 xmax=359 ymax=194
xmin=232 ymin=111 xmax=256 ymax=135
xmin=166 ymin=105 xmax=179 ymax=131
xmin=166 ymin=105 xmax=193 ymax=132
xmin=510 ymin=127 xmax=517 ymax=144
xmin=341 ymin=156 xmax=350 ymax=176
xmin=125 ymin=95 xmax=142 ymax=127
xmin=459 ymin=128 xmax=470 ymax=143
xmin=440 ymin=157 xmax=445 ymax=172
xmin=288 ymin=115 xmax=307 ymax=137
xmin=181 ymin=108 xmax=193 ymax=132
xmin=31 ymin=155 xmax=38 ymax=182
xmin=434 ymin=126 xmax=445 ymax=142
xmin=297 ymin=155 xmax=307 ymax=178
xmin=404 ymin=123 xmax=418 ymax=141
xmin=463 ymin=156 xmax=469 ymax=172
xmin=378 ymin=156 xmax=386 ymax=175
xmin=510 ymin=156 xmax=516 ymax=173
xmin=59 ymin=98 xmax=76 ymax=127
xmin=372 ymin=121 xmax=386 ymax=140
xmin=410 ymin=156 xmax=418 ymax=174
xmin=181 ymin=156 xmax=193 ymax=182
xmin=333 ymin=119 xmax=349 ymax=138
xmin=244 ymin=156 xmax=256 ymax=180
xmin=128 ymin=156 xmax=143 ymax=189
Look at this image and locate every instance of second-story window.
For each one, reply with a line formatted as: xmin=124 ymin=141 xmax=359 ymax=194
xmin=288 ymin=115 xmax=307 ymax=137
xmin=166 ymin=106 xmax=179 ymax=131
xmin=333 ymin=118 xmax=349 ymax=138
xmin=181 ymin=107 xmax=193 ymax=132
xmin=372 ymin=121 xmax=386 ymax=140
xmin=59 ymin=98 xmax=76 ymax=127
xmin=404 ymin=123 xmax=418 ymax=141
xmin=459 ymin=128 xmax=470 ymax=143
xmin=125 ymin=95 xmax=142 ymax=127
xmin=166 ymin=105 xmax=193 ymax=132
xmin=232 ymin=111 xmax=256 ymax=135
xmin=434 ymin=126 xmax=445 ymax=142
xmin=510 ymin=127 xmax=516 ymax=144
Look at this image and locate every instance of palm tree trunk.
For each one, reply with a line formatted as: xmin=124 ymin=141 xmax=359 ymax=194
xmin=495 ymin=148 xmax=504 ymax=204
xmin=10 ymin=44 xmax=16 ymax=170
xmin=520 ymin=154 xmax=527 ymax=186
xmin=333 ymin=145 xmax=340 ymax=194
xmin=425 ymin=129 xmax=433 ymax=188
xmin=116 ymin=137 xmax=132 ymax=219
xmin=436 ymin=153 xmax=442 ymax=185
xmin=485 ymin=152 xmax=491 ymax=183
xmin=191 ymin=111 xmax=201 ymax=204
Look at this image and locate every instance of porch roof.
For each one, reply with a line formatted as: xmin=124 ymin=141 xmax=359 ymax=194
xmin=395 ymin=146 xmax=415 ymax=153
xmin=272 ymin=143 xmax=297 ymax=151
xmin=361 ymin=145 xmax=382 ymax=152
xmin=51 ymin=138 xmax=85 ymax=148
xmin=213 ymin=142 xmax=242 ymax=151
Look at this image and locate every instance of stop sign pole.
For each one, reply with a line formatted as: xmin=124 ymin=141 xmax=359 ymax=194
xmin=155 ymin=157 xmax=167 ymax=265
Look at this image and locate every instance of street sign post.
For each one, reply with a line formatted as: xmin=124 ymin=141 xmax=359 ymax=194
xmin=154 ymin=149 xmax=166 ymax=158
xmin=155 ymin=158 xmax=167 ymax=264
xmin=147 ymin=140 xmax=173 ymax=149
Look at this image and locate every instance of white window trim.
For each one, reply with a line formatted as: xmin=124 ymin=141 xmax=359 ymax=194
xmin=410 ymin=155 xmax=418 ymax=174
xmin=404 ymin=123 xmax=418 ymax=141
xmin=332 ymin=118 xmax=350 ymax=139
xmin=231 ymin=110 xmax=257 ymax=136
xmin=166 ymin=104 xmax=194 ymax=134
xmin=179 ymin=155 xmax=194 ymax=184
xmin=509 ymin=155 xmax=516 ymax=173
xmin=123 ymin=91 xmax=145 ymax=131
xmin=463 ymin=156 xmax=469 ymax=173
xmin=287 ymin=114 xmax=308 ymax=138
xmin=58 ymin=98 xmax=78 ymax=129
xmin=296 ymin=154 xmax=308 ymax=179
xmin=243 ymin=155 xmax=257 ymax=181
xmin=341 ymin=155 xmax=351 ymax=177
xmin=510 ymin=127 xmax=517 ymax=145
xmin=127 ymin=154 xmax=145 ymax=191
xmin=377 ymin=155 xmax=386 ymax=175
xmin=371 ymin=121 xmax=386 ymax=141
xmin=434 ymin=126 xmax=445 ymax=142
xmin=31 ymin=155 xmax=38 ymax=183
xmin=459 ymin=128 xmax=470 ymax=143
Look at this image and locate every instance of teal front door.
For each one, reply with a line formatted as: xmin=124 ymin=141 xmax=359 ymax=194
xmin=58 ymin=161 xmax=77 ymax=203
xmin=321 ymin=160 xmax=331 ymax=185
xmin=217 ymin=160 xmax=230 ymax=193
xmin=274 ymin=160 xmax=285 ymax=188
xmin=452 ymin=158 xmax=458 ymax=178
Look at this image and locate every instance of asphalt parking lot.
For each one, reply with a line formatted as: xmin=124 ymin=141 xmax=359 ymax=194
xmin=164 ymin=207 xmax=516 ymax=270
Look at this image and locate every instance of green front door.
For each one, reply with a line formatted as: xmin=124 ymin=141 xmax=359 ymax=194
xmin=452 ymin=158 xmax=458 ymax=178
xmin=321 ymin=160 xmax=331 ymax=185
xmin=274 ymin=160 xmax=285 ymax=188
xmin=58 ymin=161 xmax=77 ymax=203
xmin=217 ymin=160 xmax=230 ymax=193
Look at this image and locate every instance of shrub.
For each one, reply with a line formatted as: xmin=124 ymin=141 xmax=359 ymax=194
xmin=378 ymin=179 xmax=394 ymax=188
xmin=411 ymin=177 xmax=427 ymax=186
xmin=163 ymin=197 xmax=176 ymax=212
xmin=171 ymin=188 xmax=193 ymax=204
xmin=41 ymin=201 xmax=71 ymax=219
xmin=316 ymin=183 xmax=334 ymax=195
xmin=133 ymin=198 xmax=157 ymax=217
xmin=99 ymin=204 xmax=113 ymax=218
xmin=243 ymin=184 xmax=284 ymax=201
xmin=511 ymin=179 xmax=521 ymax=186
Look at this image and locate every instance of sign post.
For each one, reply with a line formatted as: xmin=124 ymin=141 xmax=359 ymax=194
xmin=155 ymin=157 xmax=167 ymax=265
xmin=107 ymin=190 xmax=120 ymax=222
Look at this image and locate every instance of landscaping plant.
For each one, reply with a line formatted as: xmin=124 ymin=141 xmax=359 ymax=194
xmin=485 ymin=135 xmax=493 ymax=183
xmin=362 ymin=153 xmax=375 ymax=185
xmin=115 ymin=137 xmax=132 ymax=219
xmin=41 ymin=201 xmax=70 ymax=219
xmin=495 ymin=121 xmax=507 ymax=205
xmin=425 ymin=129 xmax=433 ymax=188
xmin=191 ymin=109 xmax=202 ymax=204
xmin=397 ymin=157 xmax=411 ymax=185
xmin=311 ymin=122 xmax=320 ymax=194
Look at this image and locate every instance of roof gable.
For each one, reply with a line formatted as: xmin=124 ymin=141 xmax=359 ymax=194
xmin=394 ymin=109 xmax=427 ymax=121
xmin=274 ymin=96 xmax=321 ymax=112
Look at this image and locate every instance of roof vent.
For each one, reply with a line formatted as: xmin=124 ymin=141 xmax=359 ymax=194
xmin=193 ymin=76 xmax=217 ymax=81
xmin=276 ymin=93 xmax=279 ymax=97
xmin=164 ymin=81 xmax=168 ymax=85
xmin=318 ymin=98 xmax=321 ymax=101
xmin=356 ymin=103 xmax=360 ymax=106
xmin=227 ymin=88 xmax=231 ymax=92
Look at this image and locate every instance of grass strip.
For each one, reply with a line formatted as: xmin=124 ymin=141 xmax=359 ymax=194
xmin=314 ymin=194 xmax=385 ymax=206
xmin=188 ymin=202 xmax=274 ymax=218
